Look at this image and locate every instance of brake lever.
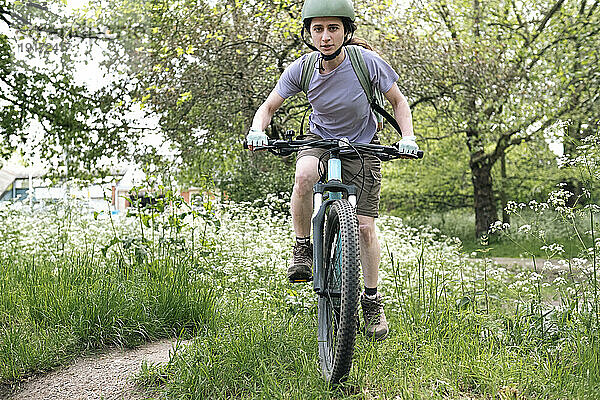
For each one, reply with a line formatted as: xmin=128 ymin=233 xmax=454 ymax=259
xmin=397 ymin=151 xmax=424 ymax=159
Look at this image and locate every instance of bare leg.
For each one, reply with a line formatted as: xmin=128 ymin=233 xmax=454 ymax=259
xmin=357 ymin=215 xmax=380 ymax=288
xmin=357 ymin=214 xmax=388 ymax=340
xmin=291 ymin=156 xmax=321 ymax=238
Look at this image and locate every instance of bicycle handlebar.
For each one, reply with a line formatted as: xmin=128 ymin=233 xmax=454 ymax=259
xmin=243 ymin=139 xmax=424 ymax=161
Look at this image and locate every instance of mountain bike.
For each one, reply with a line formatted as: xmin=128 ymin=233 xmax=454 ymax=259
xmin=246 ymin=134 xmax=423 ymax=385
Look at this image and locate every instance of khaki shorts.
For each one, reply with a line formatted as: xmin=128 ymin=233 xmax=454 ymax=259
xmin=296 ymin=134 xmax=382 ymax=218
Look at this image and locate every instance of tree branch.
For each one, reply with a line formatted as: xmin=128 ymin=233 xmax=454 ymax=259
xmin=489 ymin=99 xmax=577 ymax=165
xmin=588 ymin=0 xmax=599 ymax=17
xmin=511 ymin=0 xmax=526 ymax=35
xmin=410 ymin=95 xmax=444 ymax=109
xmin=0 ymin=8 xmax=10 ymax=26
xmin=520 ymin=0 xmax=566 ymax=58
xmin=219 ymin=40 xmax=279 ymax=57
xmin=435 ymin=1 xmax=460 ymax=44
xmin=537 ymin=0 xmax=566 ymax=34
xmin=17 ymin=25 xmax=118 ymax=40
xmin=419 ymin=133 xmax=456 ymax=141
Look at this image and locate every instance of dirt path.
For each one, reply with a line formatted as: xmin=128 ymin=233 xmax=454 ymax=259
xmin=489 ymin=257 xmax=560 ymax=269
xmin=480 ymin=257 xmax=584 ymax=283
xmin=466 ymin=257 xmax=568 ymax=271
xmin=5 ymin=339 xmax=188 ymax=400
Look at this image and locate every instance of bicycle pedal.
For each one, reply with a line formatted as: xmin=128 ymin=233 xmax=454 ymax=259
xmin=288 ymin=276 xmax=313 ymax=283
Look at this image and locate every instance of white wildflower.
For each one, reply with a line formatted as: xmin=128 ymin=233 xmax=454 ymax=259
xmin=529 ymin=272 xmax=543 ymax=283
xmin=540 ymin=243 xmax=564 ymax=255
xmin=553 ymin=276 xmax=567 ymax=286
xmin=518 ymin=225 xmax=532 ymax=233
xmin=489 ymin=221 xmax=504 ymax=233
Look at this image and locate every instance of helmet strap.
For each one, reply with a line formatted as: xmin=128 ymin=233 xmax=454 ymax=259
xmin=301 ymin=28 xmax=319 ymax=52
xmin=321 ymin=47 xmax=342 ymax=61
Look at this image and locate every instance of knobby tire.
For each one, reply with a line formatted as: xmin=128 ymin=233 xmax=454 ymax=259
xmin=317 ymin=199 xmax=360 ymax=385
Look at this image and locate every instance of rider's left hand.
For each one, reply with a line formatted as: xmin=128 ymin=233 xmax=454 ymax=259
xmin=396 ymin=136 xmax=419 ymax=157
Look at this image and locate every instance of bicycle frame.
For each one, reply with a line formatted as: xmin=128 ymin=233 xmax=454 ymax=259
xmin=243 ymin=136 xmax=422 ymax=295
xmin=311 ymin=152 xmax=357 ymax=296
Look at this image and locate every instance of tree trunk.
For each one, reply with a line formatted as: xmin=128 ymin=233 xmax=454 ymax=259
xmin=500 ymin=153 xmax=509 ymax=225
xmin=470 ymin=156 xmax=498 ymax=238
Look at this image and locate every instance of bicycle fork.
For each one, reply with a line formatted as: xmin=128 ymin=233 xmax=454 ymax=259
xmin=311 ymin=157 xmax=357 ymax=295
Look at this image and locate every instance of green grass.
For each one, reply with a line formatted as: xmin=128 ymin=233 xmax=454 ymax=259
xmin=404 ymin=207 xmax=594 ymax=259
xmin=139 ymin=303 xmax=330 ymax=399
xmin=459 ymin=236 xmax=588 ymax=259
xmin=0 ymin=252 xmax=216 ymax=382
xmin=136 ymin=297 xmax=600 ymax=399
xmin=2 ymin=199 xmax=599 ymax=399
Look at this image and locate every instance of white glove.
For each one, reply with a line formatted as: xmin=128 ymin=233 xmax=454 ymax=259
xmin=246 ymin=128 xmax=268 ymax=149
xmin=397 ymin=136 xmax=419 ymax=156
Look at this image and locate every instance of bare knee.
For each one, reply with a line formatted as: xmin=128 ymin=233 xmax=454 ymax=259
xmin=293 ymin=157 xmax=319 ymax=197
xmin=293 ymin=171 xmax=315 ymax=196
xmin=358 ymin=219 xmax=377 ymax=244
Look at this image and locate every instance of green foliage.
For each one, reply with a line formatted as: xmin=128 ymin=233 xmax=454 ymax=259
xmin=140 ymin=302 xmax=600 ymax=398
xmin=132 ymin=208 xmax=600 ymax=399
xmin=0 ymin=0 xmax=150 ymax=178
xmin=491 ymin=132 xmax=600 ymax=256
xmin=5 ymin=0 xmax=600 ymax=238
xmin=98 ymin=0 xmax=307 ymax=191
xmin=381 ymin=133 xmax=472 ymax=215
xmin=372 ymin=0 xmax=600 ymax=235
xmin=419 ymin=207 xmax=590 ymax=257
xmin=0 ymin=32 xmax=16 ymax=160
xmin=218 ymin=151 xmax=294 ymax=204
xmin=428 ymin=131 xmax=600 ymax=263
xmin=2 ymin=195 xmax=600 ymax=397
xmin=137 ymin=306 xmax=328 ymax=399
xmin=493 ymin=140 xmax=563 ymax=204
xmin=0 ymin=33 xmax=9 ymax=72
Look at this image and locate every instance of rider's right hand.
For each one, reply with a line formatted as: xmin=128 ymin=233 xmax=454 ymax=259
xmin=246 ymin=128 xmax=268 ymax=150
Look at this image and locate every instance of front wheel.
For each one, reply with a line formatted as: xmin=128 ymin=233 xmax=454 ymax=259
xmin=317 ymin=199 xmax=360 ymax=385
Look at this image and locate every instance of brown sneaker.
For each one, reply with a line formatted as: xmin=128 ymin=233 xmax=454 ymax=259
xmin=287 ymin=242 xmax=313 ymax=283
xmin=361 ymin=292 xmax=389 ymax=341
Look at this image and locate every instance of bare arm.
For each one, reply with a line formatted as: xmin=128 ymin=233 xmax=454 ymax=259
xmin=251 ymin=89 xmax=286 ymax=132
xmin=383 ymin=83 xmax=414 ymax=138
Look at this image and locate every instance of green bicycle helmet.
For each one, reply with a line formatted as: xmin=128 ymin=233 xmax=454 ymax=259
xmin=302 ymin=0 xmax=356 ymax=22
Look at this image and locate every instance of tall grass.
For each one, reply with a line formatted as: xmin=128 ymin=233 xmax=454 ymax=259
xmin=405 ymin=207 xmax=592 ymax=258
xmin=0 ymin=251 xmax=216 ymax=382
xmin=137 ymin=250 xmax=600 ymax=399
xmin=1 ymin=156 xmax=599 ymax=398
xmin=0 ymin=190 xmax=222 ymax=383
xmin=131 ymin=207 xmax=599 ymax=399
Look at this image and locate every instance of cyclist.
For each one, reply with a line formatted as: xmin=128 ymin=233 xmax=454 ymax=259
xmin=247 ymin=0 xmax=419 ymax=341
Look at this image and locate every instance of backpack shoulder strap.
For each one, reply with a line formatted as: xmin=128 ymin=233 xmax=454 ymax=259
xmin=347 ymin=45 xmax=404 ymax=135
xmin=300 ymin=52 xmax=320 ymax=93
xmin=346 ymin=45 xmax=374 ymax=103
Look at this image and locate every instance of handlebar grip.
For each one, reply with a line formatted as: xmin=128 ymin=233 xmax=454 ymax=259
xmin=394 ymin=150 xmax=424 ymax=159
xmin=243 ymin=140 xmax=274 ymax=151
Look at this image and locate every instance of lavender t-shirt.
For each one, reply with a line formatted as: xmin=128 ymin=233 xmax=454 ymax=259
xmin=275 ymin=47 xmax=399 ymax=144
